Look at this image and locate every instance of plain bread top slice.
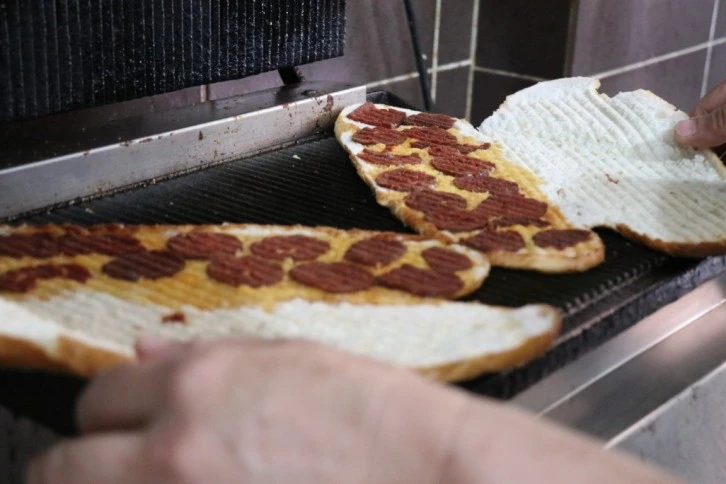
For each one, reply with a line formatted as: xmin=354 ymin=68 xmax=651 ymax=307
xmin=478 ymin=77 xmax=726 ymax=249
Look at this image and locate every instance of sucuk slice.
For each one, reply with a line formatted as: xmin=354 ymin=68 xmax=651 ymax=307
xmin=421 ymin=247 xmax=473 ymax=273
xmin=359 ymin=151 xmax=422 ymax=167
xmin=404 ymin=126 xmax=458 ymax=146
xmin=102 ymin=251 xmax=186 ymax=281
xmin=456 ymin=143 xmax=492 ymax=154
xmin=251 ymin=235 xmax=330 ymax=261
xmin=0 ymin=264 xmax=91 ymax=293
xmin=402 ymin=189 xmax=491 ymax=233
xmin=533 ymin=230 xmax=593 ymax=250
xmin=378 ymin=264 xmax=463 ymax=298
xmin=290 ymin=262 xmax=375 ymax=293
xmin=491 ymin=217 xmax=550 ymax=229
xmin=403 ymin=112 xmax=456 ymax=130
xmin=0 ymin=232 xmax=146 ymax=259
xmin=352 ymin=127 xmax=407 ymax=147
xmin=475 ymin=193 xmax=549 ymax=220
xmin=463 ymin=230 xmax=526 ymax=253
xmin=348 ymin=103 xmax=407 ymax=128
xmin=344 ymin=237 xmax=407 ymax=267
xmin=422 ymin=143 xmax=492 ymax=155
xmin=375 ymin=169 xmax=436 ymax=192
xmin=59 ymin=233 xmax=145 ymax=256
xmin=0 ymin=233 xmax=62 ymax=259
xmin=167 ymin=232 xmax=242 ymax=260
xmin=431 ymin=154 xmax=495 ymax=177
xmin=425 ymin=208 xmax=491 ymax=233
xmin=404 ymin=188 xmax=468 ymax=213
xmin=207 ymin=255 xmax=284 ymax=288
xmin=453 ymin=174 xmax=520 ymax=196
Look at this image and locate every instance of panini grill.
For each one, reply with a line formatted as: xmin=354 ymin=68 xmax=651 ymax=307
xmin=3 ymin=2 xmax=726 ymax=481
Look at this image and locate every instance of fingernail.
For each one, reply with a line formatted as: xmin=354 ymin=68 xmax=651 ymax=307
xmin=676 ymin=119 xmax=697 ymax=137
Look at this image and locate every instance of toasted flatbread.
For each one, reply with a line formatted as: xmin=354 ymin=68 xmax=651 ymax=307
xmin=335 ymin=102 xmax=605 ymax=273
xmin=0 ymin=223 xmax=560 ymax=382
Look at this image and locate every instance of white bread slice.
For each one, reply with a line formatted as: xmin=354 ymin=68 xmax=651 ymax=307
xmin=478 ymin=77 xmax=726 ymax=256
xmin=0 ymin=293 xmax=560 ymax=383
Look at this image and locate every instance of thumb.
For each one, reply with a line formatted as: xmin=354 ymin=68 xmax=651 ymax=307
xmin=675 ymin=106 xmax=726 ymax=149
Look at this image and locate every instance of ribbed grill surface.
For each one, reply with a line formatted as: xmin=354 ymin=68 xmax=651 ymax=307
xmin=0 ymin=0 xmax=347 ymax=123
xmin=2 ymin=92 xmax=725 ymax=436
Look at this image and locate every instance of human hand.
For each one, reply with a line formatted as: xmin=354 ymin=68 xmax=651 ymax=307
xmin=676 ymin=80 xmax=726 ymax=149
xmin=25 ymin=336 xmax=681 ymax=484
xmin=26 ymin=337 xmax=466 ymax=484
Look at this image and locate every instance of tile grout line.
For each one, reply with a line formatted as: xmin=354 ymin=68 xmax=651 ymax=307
xmin=431 ymin=0 xmax=442 ymax=102
xmin=472 ymin=66 xmax=548 ymax=82
xmin=467 ymin=33 xmax=726 ymax=87
xmin=465 ymin=0 xmax=481 ymax=121
xmin=367 ymin=32 xmax=726 ymax=103
xmin=366 ymin=59 xmax=471 ymax=89
xmin=702 ymin=0 xmax=720 ymax=97
xmin=590 ymin=38 xmax=726 ymax=80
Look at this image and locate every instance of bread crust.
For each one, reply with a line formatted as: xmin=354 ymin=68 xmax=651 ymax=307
xmin=0 ymin=334 xmax=132 ymax=376
xmin=615 ymin=224 xmax=726 ymax=258
xmin=418 ymin=306 xmax=562 ymax=381
xmin=0 ymin=307 xmax=561 ymax=383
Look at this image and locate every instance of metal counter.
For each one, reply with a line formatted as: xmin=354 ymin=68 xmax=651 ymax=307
xmin=515 ymin=274 xmax=726 ymax=481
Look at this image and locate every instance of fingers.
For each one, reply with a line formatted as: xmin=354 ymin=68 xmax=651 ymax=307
xmin=76 ymin=358 xmax=175 ymax=433
xmin=26 ymin=433 xmax=144 ymax=484
xmin=677 ymin=80 xmax=726 ymax=149
xmin=675 ymin=105 xmax=726 ymax=149
xmin=691 ymin=80 xmax=726 ymax=117
xmin=81 ymin=337 xmax=264 ymax=433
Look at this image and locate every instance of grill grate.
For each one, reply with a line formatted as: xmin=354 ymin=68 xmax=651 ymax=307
xmin=1 ymin=92 xmax=725 ymax=435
